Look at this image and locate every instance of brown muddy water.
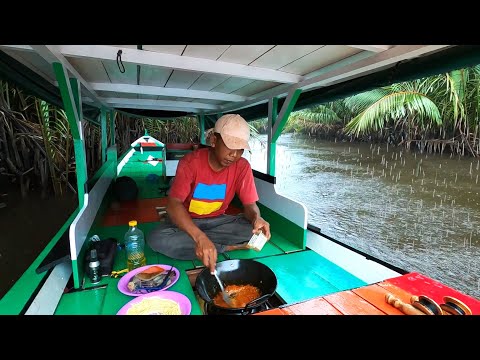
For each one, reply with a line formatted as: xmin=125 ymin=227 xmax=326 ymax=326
xmin=247 ymin=134 xmax=480 ymax=299
xmin=0 ymin=175 xmax=78 ymax=299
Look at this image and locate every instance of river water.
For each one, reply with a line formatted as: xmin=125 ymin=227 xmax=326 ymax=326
xmin=246 ymin=134 xmax=480 ymax=299
xmin=0 ymin=175 xmax=77 ymax=299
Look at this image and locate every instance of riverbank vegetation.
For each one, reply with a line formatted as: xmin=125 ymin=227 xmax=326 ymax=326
xmin=251 ymin=65 xmax=480 ymax=157
xmin=0 ymin=81 xmax=201 ymax=198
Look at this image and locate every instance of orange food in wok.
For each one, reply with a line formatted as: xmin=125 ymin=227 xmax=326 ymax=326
xmin=213 ymin=284 xmax=261 ymax=308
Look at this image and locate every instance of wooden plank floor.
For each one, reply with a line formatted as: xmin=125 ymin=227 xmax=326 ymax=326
xmin=256 ymin=272 xmax=480 ymax=315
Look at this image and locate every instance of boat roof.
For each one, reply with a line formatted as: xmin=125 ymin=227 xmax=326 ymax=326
xmin=1 ymin=45 xmax=480 ymax=126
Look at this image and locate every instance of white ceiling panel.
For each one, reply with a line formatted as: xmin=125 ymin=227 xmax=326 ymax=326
xmin=154 ymin=95 xmax=182 ymax=101
xmin=279 ymin=45 xmax=364 ymax=75
xmin=189 ymin=73 xmax=230 ymax=91
xmin=96 ymin=91 xmax=131 ymax=99
xmin=194 ymin=99 xmax=225 ymax=105
xmin=136 ymin=94 xmax=159 ymax=100
xmin=142 ymin=45 xmax=186 ymax=55
xmin=212 ymin=77 xmax=255 ymax=94
xmin=232 ymin=80 xmax=279 ymax=97
xmin=67 ymin=57 xmax=110 ymax=83
xmin=139 ymin=65 xmax=172 ymax=87
xmin=111 ymin=45 xmax=138 ymax=49
xmin=183 ymin=45 xmax=230 ymax=60
xmin=173 ymin=97 xmax=195 ymax=102
xmin=165 ymin=69 xmax=201 ymax=89
xmin=218 ymin=45 xmax=275 ymax=65
xmin=102 ymin=59 xmax=138 ymax=85
xmin=4 ymin=49 xmax=56 ymax=83
xmin=251 ymin=45 xmax=324 ymax=70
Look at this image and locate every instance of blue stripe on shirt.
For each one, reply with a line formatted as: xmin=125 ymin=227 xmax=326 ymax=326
xmin=192 ymin=183 xmax=226 ymax=201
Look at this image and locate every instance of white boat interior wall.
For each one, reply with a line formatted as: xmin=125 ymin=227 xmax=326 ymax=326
xmin=130 ymin=134 xmax=164 ymax=148
xmin=117 ymin=148 xmax=135 ymax=176
xmin=69 ymin=147 xmax=116 ymax=287
xmin=306 ymin=232 xmax=401 ymax=284
xmin=24 ymin=262 xmax=72 ymax=315
xmin=165 ymin=160 xmax=180 ymax=177
xmin=255 ymin=177 xmax=308 ymax=231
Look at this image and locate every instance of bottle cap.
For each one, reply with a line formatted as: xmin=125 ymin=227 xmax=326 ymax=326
xmin=129 ymin=220 xmax=137 ymax=227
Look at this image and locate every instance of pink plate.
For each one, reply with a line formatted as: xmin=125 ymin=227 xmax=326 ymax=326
xmin=117 ymin=264 xmax=180 ymax=296
xmin=117 ymin=290 xmax=191 ymax=315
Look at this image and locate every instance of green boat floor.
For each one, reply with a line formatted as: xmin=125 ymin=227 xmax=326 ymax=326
xmin=60 ymin=149 xmax=361 ymax=315
xmin=68 ymin=215 xmax=365 ymax=314
xmin=55 ymin=287 xmax=107 ymax=315
xmin=256 ymin=250 xmax=367 ymax=304
xmin=118 ymin=150 xmax=167 ymax=199
xmin=224 ymin=241 xmax=284 ymax=260
xmin=55 ymin=271 xmax=203 ymax=315
xmin=60 ymin=248 xmax=366 ymax=315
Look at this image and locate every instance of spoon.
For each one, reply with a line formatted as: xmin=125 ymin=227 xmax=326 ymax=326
xmin=212 ymin=269 xmax=233 ymax=306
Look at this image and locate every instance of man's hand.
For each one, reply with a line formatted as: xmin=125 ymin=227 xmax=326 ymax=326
xmin=167 ymin=197 xmax=218 ymax=272
xmin=194 ymin=233 xmax=217 ymax=273
xmin=252 ymin=216 xmax=271 ymax=240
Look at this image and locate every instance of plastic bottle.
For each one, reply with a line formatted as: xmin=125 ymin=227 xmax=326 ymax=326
xmin=88 ymin=248 xmax=101 ymax=284
xmin=124 ymin=220 xmax=146 ymax=271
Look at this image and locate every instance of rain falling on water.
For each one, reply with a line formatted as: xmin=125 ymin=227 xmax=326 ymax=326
xmin=246 ymin=134 xmax=480 ymax=299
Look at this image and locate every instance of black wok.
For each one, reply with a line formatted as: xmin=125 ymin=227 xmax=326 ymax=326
xmin=195 ymin=259 xmax=277 ymax=315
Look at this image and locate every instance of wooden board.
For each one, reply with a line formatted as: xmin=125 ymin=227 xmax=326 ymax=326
xmin=254 ymin=272 xmax=480 ymax=315
xmin=383 ymin=272 xmax=480 ymax=314
xmin=102 ymin=198 xmax=168 ymax=226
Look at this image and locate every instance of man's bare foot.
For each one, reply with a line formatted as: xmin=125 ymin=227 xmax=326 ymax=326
xmin=225 ymin=244 xmax=250 ymax=251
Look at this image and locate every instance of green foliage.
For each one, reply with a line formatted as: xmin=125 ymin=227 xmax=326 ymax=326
xmin=345 ymin=92 xmax=442 ymax=136
xmin=141 ymin=116 xmax=200 ymax=143
xmin=291 ymin=105 xmax=341 ymax=124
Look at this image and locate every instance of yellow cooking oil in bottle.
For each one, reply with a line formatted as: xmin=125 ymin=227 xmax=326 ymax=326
xmin=124 ymin=220 xmax=146 ymax=271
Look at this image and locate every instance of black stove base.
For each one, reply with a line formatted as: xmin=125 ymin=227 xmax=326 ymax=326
xmin=204 ymin=302 xmax=270 ymax=315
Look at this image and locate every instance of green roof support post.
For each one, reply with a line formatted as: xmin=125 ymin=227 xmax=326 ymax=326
xmin=100 ymin=108 xmax=107 ymax=163
xmin=110 ymin=110 xmax=116 ymax=145
xmin=198 ymin=114 xmax=206 ymax=145
xmin=268 ymin=89 xmax=302 ymax=176
xmin=267 ymin=97 xmax=278 ymax=176
xmin=52 ymin=62 xmax=87 ymax=208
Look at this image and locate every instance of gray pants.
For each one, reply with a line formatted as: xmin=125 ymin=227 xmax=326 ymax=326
xmin=147 ymin=214 xmax=252 ymax=260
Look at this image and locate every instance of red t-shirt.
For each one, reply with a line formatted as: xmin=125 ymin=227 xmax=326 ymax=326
xmin=168 ymin=148 xmax=259 ymax=218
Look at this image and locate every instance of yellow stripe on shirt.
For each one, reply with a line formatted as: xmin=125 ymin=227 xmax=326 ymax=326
xmin=189 ymin=199 xmax=223 ymax=215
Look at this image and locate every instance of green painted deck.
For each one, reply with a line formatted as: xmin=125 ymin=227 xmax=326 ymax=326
xmin=54 ymin=148 xmax=365 ymax=315
xmin=118 ymin=150 xmax=167 ymax=199
xmin=256 ymin=250 xmax=366 ymax=304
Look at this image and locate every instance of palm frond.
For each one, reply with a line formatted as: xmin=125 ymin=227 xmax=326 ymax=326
xmin=290 ymin=105 xmax=340 ymax=124
xmin=345 ymin=91 xmax=442 ymax=136
xmin=344 ymin=88 xmax=390 ymax=113
xmin=446 ymin=70 xmax=467 ymax=122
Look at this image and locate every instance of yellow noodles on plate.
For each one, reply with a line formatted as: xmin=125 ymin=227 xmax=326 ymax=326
xmin=126 ymin=297 xmax=181 ymax=315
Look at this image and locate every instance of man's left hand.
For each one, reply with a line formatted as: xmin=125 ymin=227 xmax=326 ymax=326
xmin=252 ymin=217 xmax=271 ymax=240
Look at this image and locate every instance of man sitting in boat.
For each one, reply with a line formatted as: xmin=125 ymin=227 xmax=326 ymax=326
xmin=147 ymin=114 xmax=271 ymax=273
